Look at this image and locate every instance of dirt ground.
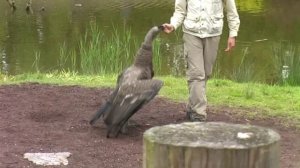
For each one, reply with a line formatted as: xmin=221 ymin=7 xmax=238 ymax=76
xmin=0 ymin=83 xmax=299 ymax=168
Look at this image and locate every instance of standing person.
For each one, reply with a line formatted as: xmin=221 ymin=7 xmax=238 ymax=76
xmin=163 ymin=0 xmax=240 ymax=121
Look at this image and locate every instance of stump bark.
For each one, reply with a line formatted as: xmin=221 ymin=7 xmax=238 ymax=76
xmin=143 ymin=122 xmax=281 ymax=168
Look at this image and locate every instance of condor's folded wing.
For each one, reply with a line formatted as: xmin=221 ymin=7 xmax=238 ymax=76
xmin=103 ymin=79 xmax=163 ymax=138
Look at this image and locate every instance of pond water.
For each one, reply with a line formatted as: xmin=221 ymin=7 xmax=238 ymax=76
xmin=1 ymin=0 xmax=299 ymax=83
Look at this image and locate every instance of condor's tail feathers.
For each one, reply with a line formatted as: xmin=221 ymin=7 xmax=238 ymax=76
xmin=89 ymin=101 xmax=111 ymax=125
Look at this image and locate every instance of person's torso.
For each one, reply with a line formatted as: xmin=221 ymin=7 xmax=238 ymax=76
xmin=183 ymin=0 xmax=224 ymax=38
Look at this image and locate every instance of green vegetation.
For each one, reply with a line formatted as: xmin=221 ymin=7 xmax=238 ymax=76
xmin=79 ymin=25 xmax=135 ymax=74
xmin=57 ymin=23 xmax=163 ymax=75
xmin=1 ymin=72 xmax=299 ymax=127
xmin=229 ymin=46 xmax=255 ymax=83
xmin=215 ymin=41 xmax=300 ymax=86
xmin=272 ymin=41 xmax=300 ymax=86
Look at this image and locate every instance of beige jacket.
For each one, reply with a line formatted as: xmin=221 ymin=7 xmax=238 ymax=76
xmin=170 ymin=0 xmax=240 ymax=38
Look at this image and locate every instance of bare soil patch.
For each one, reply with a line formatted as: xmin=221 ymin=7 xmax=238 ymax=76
xmin=0 ymin=83 xmax=299 ymax=168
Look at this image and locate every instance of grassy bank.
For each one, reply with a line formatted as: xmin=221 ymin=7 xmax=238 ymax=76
xmin=1 ymin=72 xmax=299 ymax=127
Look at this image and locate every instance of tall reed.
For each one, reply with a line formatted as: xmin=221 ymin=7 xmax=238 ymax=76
xmin=79 ymin=24 xmax=105 ymax=74
xmin=153 ymin=38 xmax=162 ymax=73
xmin=58 ymin=43 xmax=69 ymax=70
xmin=230 ymin=46 xmax=255 ymax=83
xmin=32 ymin=51 xmax=41 ymax=73
xmin=58 ymin=43 xmax=77 ymax=72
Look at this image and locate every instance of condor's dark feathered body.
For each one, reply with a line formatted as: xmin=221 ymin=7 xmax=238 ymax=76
xmin=89 ymin=26 xmax=164 ymax=138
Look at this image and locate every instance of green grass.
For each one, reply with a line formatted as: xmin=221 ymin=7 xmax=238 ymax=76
xmin=0 ymin=72 xmax=117 ymax=88
xmin=1 ymin=72 xmax=299 ymax=127
xmin=209 ymin=79 xmax=300 ymax=121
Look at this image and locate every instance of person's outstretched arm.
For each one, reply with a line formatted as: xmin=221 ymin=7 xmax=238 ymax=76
xmin=163 ymin=0 xmax=187 ymax=34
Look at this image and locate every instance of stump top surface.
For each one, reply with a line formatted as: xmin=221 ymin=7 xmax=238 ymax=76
xmin=144 ymin=122 xmax=280 ymax=149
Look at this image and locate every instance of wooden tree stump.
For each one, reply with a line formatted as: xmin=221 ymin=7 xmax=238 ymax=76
xmin=143 ymin=122 xmax=281 ymax=168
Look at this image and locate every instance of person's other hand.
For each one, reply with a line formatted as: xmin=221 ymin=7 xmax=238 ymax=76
xmin=225 ymin=37 xmax=236 ymax=52
xmin=162 ymin=23 xmax=175 ymax=34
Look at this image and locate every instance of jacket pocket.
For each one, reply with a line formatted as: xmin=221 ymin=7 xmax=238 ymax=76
xmin=210 ymin=14 xmax=224 ymax=34
xmin=183 ymin=15 xmax=200 ymax=33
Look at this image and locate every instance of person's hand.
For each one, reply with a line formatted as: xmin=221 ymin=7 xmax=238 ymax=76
xmin=162 ymin=23 xmax=175 ymax=34
xmin=225 ymin=37 xmax=236 ymax=52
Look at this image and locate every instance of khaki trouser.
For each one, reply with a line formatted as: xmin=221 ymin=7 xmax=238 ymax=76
xmin=183 ymin=33 xmax=220 ymax=116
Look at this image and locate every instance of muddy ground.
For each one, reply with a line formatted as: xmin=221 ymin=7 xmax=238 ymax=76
xmin=0 ymin=83 xmax=299 ymax=168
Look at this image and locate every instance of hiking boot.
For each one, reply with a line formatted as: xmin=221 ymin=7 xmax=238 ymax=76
xmin=186 ymin=111 xmax=206 ymax=122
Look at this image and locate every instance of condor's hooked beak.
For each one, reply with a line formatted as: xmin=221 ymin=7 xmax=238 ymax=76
xmin=158 ymin=25 xmax=165 ymax=31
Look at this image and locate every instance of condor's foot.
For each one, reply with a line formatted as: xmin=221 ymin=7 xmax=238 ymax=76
xmin=120 ymin=120 xmax=139 ymax=134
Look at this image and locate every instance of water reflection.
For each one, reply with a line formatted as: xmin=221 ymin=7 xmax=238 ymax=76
xmin=1 ymin=49 xmax=9 ymax=74
xmin=236 ymin=0 xmax=264 ymax=14
xmin=120 ymin=0 xmax=134 ymax=26
xmin=36 ymin=12 xmax=44 ymax=44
